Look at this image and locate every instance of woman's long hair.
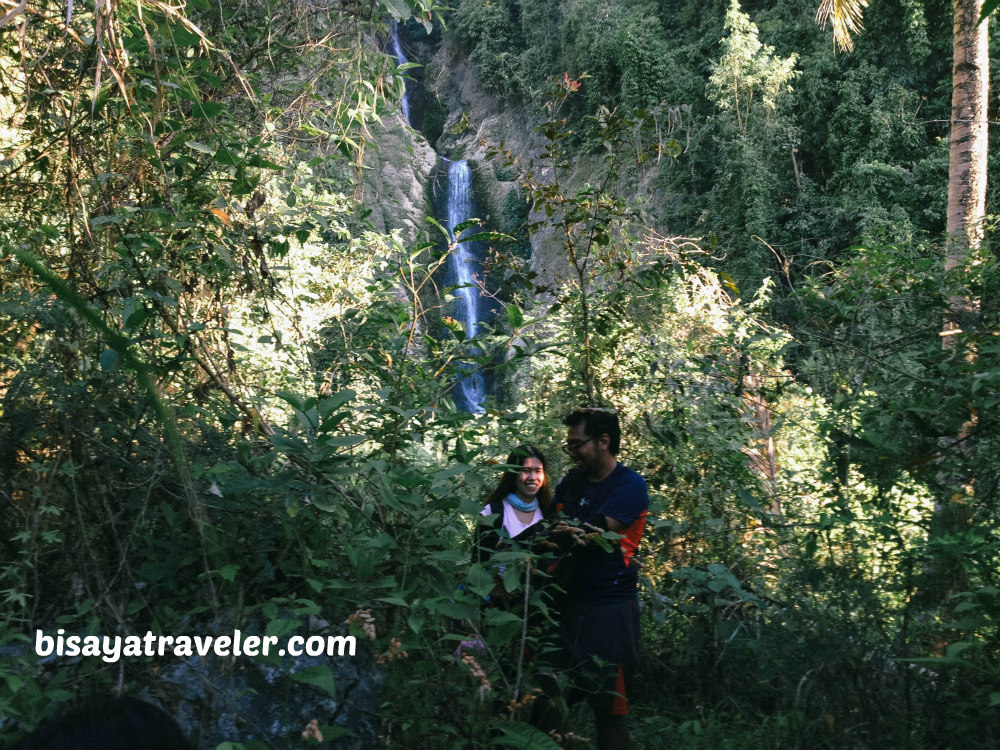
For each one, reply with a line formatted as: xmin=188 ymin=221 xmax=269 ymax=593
xmin=484 ymin=445 xmax=552 ymax=514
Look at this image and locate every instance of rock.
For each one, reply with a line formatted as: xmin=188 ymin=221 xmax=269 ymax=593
xmin=156 ymin=640 xmax=382 ymax=750
xmin=1 ymin=624 xmax=382 ymax=750
xmin=362 ymin=114 xmax=437 ymax=245
xmin=420 ymin=38 xmax=676 ymax=286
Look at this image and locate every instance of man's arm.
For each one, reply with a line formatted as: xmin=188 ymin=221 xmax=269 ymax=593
xmin=580 ymin=514 xmax=622 ymax=533
xmin=597 ymin=470 xmax=648 ymax=530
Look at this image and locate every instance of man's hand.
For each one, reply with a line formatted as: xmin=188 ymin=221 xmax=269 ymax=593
xmin=540 ymin=519 xmax=620 ymax=549
xmin=603 ymin=515 xmax=624 ymax=532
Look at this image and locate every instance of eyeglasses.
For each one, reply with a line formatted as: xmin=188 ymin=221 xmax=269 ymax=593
xmin=561 ymin=437 xmax=595 ymax=454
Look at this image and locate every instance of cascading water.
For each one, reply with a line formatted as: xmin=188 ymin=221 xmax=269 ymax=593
xmin=389 ymin=21 xmax=411 ymax=125
xmin=443 ymin=157 xmax=486 ymax=413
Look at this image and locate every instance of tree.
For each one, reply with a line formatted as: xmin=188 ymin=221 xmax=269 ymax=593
xmin=817 ymin=0 xmax=989 ymax=276
xmin=944 ymin=0 xmax=988 ymax=332
xmin=817 ymin=0 xmax=990 ymax=612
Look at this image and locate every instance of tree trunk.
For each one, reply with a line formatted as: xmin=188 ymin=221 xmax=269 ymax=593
xmin=941 ymin=0 xmax=986 ymax=473
xmin=919 ymin=0 xmax=989 ymax=609
xmin=945 ymin=0 xmax=988 ymax=307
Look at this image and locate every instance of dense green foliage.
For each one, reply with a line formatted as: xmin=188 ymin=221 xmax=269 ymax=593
xmin=450 ymin=0 xmax=966 ymax=288
xmin=3 ymin=0 xmax=1000 ymax=748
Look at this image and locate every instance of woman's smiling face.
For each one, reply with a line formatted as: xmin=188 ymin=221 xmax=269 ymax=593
xmin=515 ymin=457 xmax=545 ymax=501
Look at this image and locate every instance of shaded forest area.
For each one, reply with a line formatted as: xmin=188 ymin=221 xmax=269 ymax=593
xmin=2 ymin=0 xmax=1000 ymax=747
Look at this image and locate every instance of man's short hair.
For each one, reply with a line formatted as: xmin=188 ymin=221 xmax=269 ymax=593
xmin=563 ymin=406 xmax=620 ymax=455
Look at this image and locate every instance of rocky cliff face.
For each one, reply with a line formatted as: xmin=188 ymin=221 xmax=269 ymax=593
xmin=421 ymin=39 xmax=563 ymax=280
xmin=417 ymin=37 xmax=673 ymax=287
xmin=362 ymin=114 xmax=438 ymax=245
xmin=365 ymin=23 xmax=678 ymax=361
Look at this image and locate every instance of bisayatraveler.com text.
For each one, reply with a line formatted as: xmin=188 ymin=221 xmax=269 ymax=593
xmin=34 ymin=628 xmax=356 ymax=663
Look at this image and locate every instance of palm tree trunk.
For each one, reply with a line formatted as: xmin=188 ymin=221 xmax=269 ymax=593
xmin=920 ymin=0 xmax=989 ymax=609
xmin=945 ymin=0 xmax=988 ymax=288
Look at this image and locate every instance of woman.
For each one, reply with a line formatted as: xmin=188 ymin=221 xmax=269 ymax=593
xmin=461 ymin=446 xmax=552 ymax=684
xmin=475 ymin=445 xmax=552 ymax=564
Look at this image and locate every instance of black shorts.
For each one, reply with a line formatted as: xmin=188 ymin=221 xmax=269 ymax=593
xmin=540 ymin=596 xmax=640 ymax=715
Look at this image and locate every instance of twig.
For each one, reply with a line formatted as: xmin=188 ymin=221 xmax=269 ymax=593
xmin=513 ymin=556 xmax=531 ymax=700
xmin=0 ymin=0 xmax=27 ymax=28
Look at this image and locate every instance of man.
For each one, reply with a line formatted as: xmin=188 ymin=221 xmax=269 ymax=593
xmin=548 ymin=406 xmax=648 ymax=750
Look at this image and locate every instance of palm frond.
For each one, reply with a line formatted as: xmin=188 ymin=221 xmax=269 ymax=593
xmin=816 ymin=0 xmax=869 ymax=52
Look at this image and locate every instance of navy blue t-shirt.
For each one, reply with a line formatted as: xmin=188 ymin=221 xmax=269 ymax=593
xmin=554 ymin=463 xmax=649 ymax=600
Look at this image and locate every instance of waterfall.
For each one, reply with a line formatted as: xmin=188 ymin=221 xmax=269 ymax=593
xmin=443 ymin=157 xmax=486 ymax=413
xmin=389 ymin=21 xmax=411 ymax=125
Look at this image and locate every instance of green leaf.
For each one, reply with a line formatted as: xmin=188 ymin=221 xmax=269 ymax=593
xmin=290 ymin=665 xmax=336 ymax=699
xmin=185 ymin=140 xmax=215 ymax=154
xmin=495 ymin=722 xmax=562 ymax=750
xmin=506 ymin=304 xmax=524 ymax=329
xmin=483 ymin=609 xmax=522 ymax=626
xmin=232 ymin=167 xmax=259 ymax=196
xmin=100 ymin=349 xmax=121 ymax=372
xmin=219 ymin=564 xmax=239 ymax=581
xmin=322 ymin=435 xmax=365 ymax=448
xmin=945 ymin=641 xmax=978 ymax=659
xmin=430 ymin=599 xmax=478 ymax=621
xmin=246 ymin=154 xmax=284 ymax=170
xmin=424 ymin=215 xmax=450 ymax=241
xmin=719 ymin=271 xmax=740 ymax=295
xmin=265 ymin=618 xmax=300 ymax=639
xmin=214 ymin=145 xmax=241 ymax=166
xmin=380 ymin=0 xmax=411 ymax=19
xmin=458 ymin=231 xmax=513 ymax=243
xmin=738 ymin=488 xmax=764 ymax=511
xmin=464 ymin=565 xmax=496 ymax=599
xmin=449 ymin=113 xmax=470 ymax=135
xmin=409 ymin=243 xmax=433 ymax=262
xmin=193 ymin=101 xmax=225 ymax=119
xmin=274 ymin=390 xmax=304 ymax=411
xmin=318 ymin=726 xmax=354 ymax=741
xmin=124 ymin=308 xmax=149 ymax=330
xmin=433 ymin=463 xmax=472 ymax=482
xmin=376 ymin=596 xmax=410 ymax=607
xmin=442 ymin=316 xmax=465 ymax=341
xmin=453 ymin=218 xmax=482 ymax=235
xmin=89 ymin=214 xmax=123 ymax=229
xmin=318 ymin=390 xmax=356 ymax=418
